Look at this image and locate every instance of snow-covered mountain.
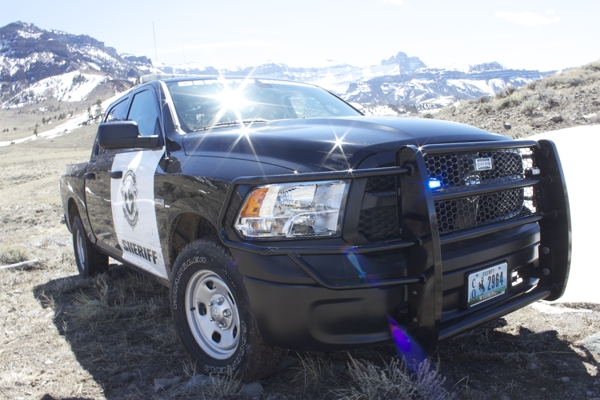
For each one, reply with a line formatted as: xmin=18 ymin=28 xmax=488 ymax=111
xmin=1 ymin=21 xmax=550 ymax=110
xmin=162 ymin=53 xmax=548 ymax=110
xmin=343 ymin=63 xmax=545 ymax=110
xmin=0 ymin=21 xmax=155 ymax=107
xmin=161 ymin=52 xmax=427 ymax=96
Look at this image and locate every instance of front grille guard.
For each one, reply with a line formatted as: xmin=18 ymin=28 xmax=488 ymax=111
xmin=218 ymin=139 xmax=571 ymax=349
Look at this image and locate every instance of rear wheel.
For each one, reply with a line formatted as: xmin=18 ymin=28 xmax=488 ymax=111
xmin=170 ymin=238 xmax=287 ymax=381
xmin=71 ymin=215 xmax=108 ymax=277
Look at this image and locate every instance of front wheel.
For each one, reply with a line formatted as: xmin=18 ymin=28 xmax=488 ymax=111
xmin=170 ymin=239 xmax=287 ymax=381
xmin=71 ymin=215 xmax=108 ymax=277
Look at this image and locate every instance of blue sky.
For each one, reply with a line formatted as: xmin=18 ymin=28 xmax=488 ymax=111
xmin=1 ymin=0 xmax=598 ymax=71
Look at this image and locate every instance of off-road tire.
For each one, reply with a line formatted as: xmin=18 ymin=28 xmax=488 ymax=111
xmin=170 ymin=238 xmax=287 ymax=381
xmin=72 ymin=215 xmax=108 ymax=277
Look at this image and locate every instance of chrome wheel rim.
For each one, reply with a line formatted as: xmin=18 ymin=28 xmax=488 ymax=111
xmin=76 ymin=229 xmax=86 ymax=273
xmin=185 ymin=270 xmax=240 ymax=360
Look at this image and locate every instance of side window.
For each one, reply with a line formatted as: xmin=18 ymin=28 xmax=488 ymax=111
xmin=127 ymin=90 xmax=161 ymax=137
xmin=105 ymin=98 xmax=129 ymax=122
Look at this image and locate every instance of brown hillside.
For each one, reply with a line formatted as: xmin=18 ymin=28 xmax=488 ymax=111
xmin=425 ymin=60 xmax=600 ymax=138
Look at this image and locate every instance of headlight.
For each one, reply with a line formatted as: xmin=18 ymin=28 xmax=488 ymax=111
xmin=235 ymin=180 xmax=349 ymax=239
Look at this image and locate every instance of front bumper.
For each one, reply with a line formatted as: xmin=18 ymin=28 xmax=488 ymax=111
xmin=218 ymin=139 xmax=571 ymax=352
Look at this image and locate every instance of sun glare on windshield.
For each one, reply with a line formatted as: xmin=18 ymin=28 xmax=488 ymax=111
xmin=168 ymin=78 xmax=360 ymax=133
xmin=218 ymin=85 xmax=249 ymax=111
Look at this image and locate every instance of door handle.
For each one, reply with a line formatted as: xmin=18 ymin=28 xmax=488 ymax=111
xmin=110 ymin=171 xmax=123 ymax=179
xmin=84 ymin=172 xmax=96 ymax=180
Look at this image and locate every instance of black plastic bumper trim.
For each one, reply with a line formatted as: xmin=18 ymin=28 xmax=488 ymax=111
xmin=439 ymin=289 xmax=551 ymax=341
xmin=288 ymin=253 xmax=425 ymax=290
xmin=218 ymin=230 xmax=419 ymax=256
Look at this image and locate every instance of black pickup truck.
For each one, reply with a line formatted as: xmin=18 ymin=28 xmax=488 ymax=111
xmin=60 ymin=76 xmax=570 ymax=381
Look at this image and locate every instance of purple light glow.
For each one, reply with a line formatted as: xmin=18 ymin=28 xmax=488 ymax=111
xmin=388 ymin=316 xmax=426 ymax=366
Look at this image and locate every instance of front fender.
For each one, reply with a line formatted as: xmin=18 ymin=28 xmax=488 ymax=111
xmin=154 ymin=156 xmax=295 ymax=272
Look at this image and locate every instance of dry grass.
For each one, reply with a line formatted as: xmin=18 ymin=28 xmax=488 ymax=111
xmin=23 ymin=260 xmax=451 ymax=399
xmin=332 ymin=356 xmax=450 ymax=400
xmin=24 ymin=262 xmax=184 ymax=399
xmin=292 ymin=353 xmax=338 ymax=395
xmin=0 ymin=245 xmax=31 ymax=265
xmin=428 ymin=59 xmax=600 ymax=137
xmin=1 ymin=108 xmax=600 ymax=399
xmin=166 ymin=370 xmax=243 ymax=400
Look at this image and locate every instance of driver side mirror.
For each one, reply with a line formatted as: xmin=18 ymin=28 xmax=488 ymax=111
xmin=97 ymin=121 xmax=163 ymax=150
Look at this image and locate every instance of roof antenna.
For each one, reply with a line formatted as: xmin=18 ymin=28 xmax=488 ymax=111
xmin=152 ymin=21 xmax=158 ymax=66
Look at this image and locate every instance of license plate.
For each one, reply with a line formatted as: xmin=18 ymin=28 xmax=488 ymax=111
xmin=467 ymin=262 xmax=507 ymax=307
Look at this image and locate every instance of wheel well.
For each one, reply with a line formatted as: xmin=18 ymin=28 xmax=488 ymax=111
xmin=67 ymin=198 xmax=79 ymax=229
xmin=169 ymin=213 xmax=218 ymax=271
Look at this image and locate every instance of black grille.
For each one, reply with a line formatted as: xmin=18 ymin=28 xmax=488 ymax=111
xmin=435 ymin=187 xmax=536 ymax=234
xmin=365 ymin=175 xmax=396 ymax=193
xmin=424 ymin=149 xmax=532 ymax=189
xmin=358 ymin=176 xmax=400 ymax=241
xmin=356 ymin=146 xmax=539 ymax=242
xmin=426 ymin=147 xmax=539 ymax=235
xmin=358 ymin=206 xmax=399 ymax=241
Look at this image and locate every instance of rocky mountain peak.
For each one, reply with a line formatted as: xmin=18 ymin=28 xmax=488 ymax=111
xmin=0 ymin=22 xmax=153 ymax=85
xmin=122 ymin=54 xmax=153 ymax=66
xmin=0 ymin=21 xmax=42 ymax=36
xmin=381 ymin=51 xmax=427 ymax=73
xmin=0 ymin=21 xmax=112 ymax=58
xmin=469 ymin=62 xmax=505 ymax=73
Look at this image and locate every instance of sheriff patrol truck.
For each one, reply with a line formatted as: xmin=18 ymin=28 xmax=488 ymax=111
xmin=60 ymin=75 xmax=570 ymax=381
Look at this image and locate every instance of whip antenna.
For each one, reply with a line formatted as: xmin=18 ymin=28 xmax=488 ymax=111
xmin=152 ymin=21 xmax=158 ymax=65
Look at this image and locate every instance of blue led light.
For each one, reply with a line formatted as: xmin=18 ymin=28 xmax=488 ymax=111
xmin=428 ymin=179 xmax=441 ymax=189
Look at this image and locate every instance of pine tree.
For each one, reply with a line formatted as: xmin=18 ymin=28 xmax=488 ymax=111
xmin=94 ymin=99 xmax=103 ymax=121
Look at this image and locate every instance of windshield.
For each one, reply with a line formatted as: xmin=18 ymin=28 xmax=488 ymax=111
xmin=167 ymin=78 xmax=361 ymax=132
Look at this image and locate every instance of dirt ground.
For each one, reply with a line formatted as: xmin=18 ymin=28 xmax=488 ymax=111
xmin=1 ymin=126 xmax=599 ymax=400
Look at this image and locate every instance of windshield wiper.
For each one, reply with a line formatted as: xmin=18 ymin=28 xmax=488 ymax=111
xmin=196 ymin=118 xmax=270 ymax=131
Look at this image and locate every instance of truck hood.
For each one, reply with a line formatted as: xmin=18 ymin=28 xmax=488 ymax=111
xmin=182 ymin=117 xmax=510 ymax=172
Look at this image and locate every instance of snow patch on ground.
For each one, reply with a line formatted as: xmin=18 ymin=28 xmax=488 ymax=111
xmin=532 ymin=302 xmax=592 ymax=314
xmin=532 ymin=125 xmax=600 ymax=303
